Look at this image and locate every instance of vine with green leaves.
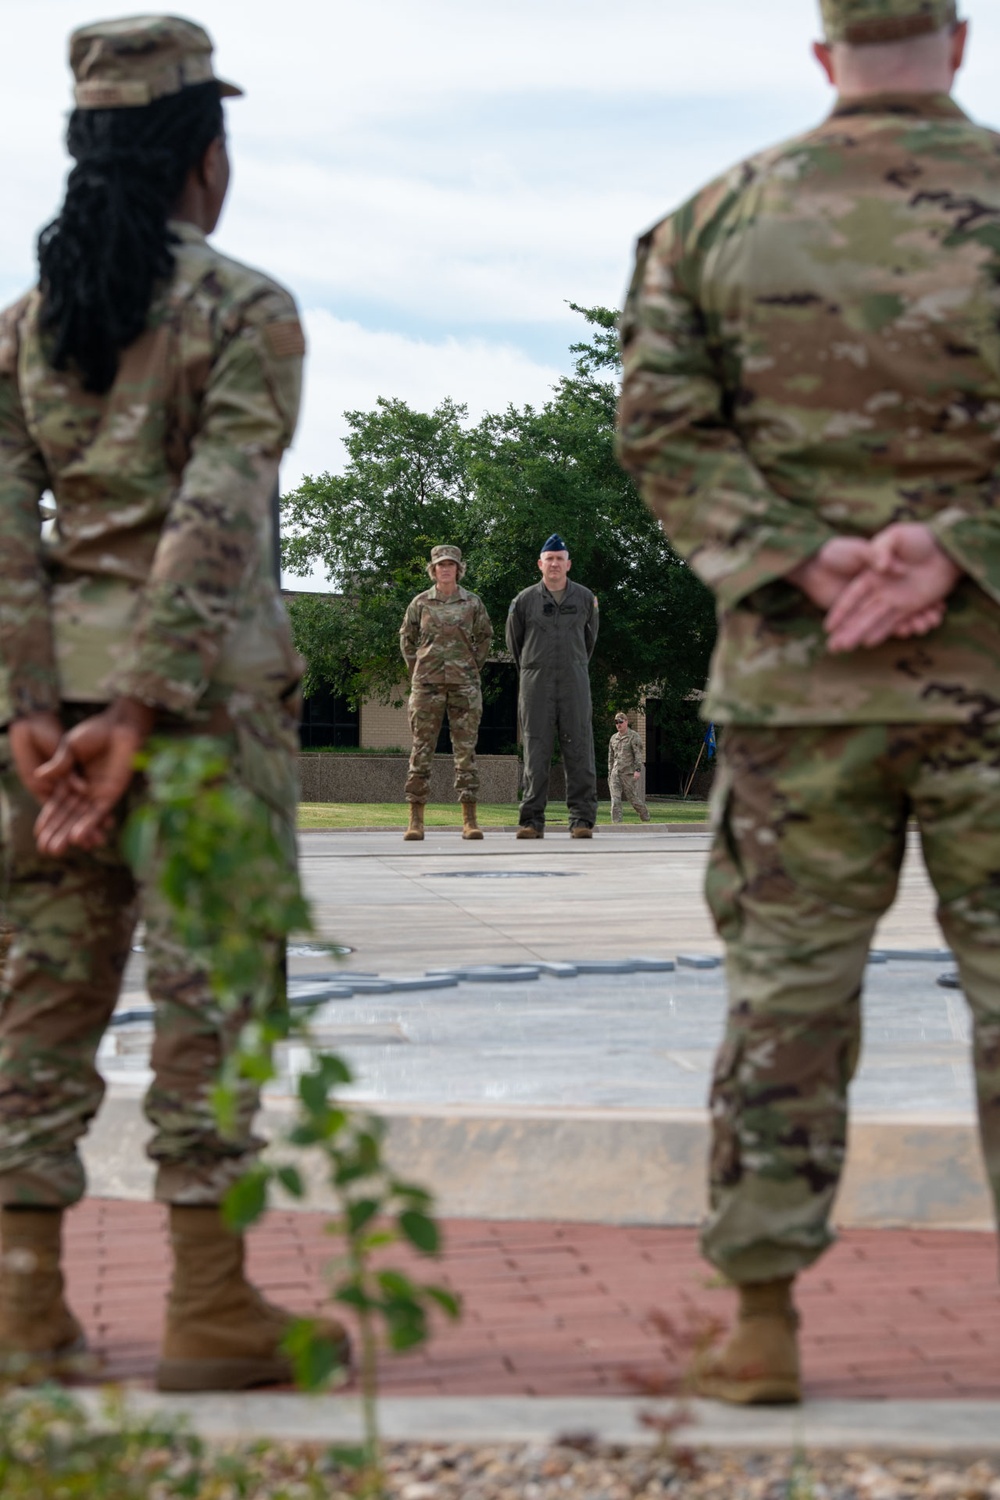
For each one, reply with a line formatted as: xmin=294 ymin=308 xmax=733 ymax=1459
xmin=125 ymin=737 xmax=460 ymax=1497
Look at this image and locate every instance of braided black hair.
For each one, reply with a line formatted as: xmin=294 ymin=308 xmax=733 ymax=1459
xmin=37 ymin=81 xmax=224 ymax=394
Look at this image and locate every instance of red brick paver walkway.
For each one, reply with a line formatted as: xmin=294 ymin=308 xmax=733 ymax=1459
xmin=63 ymin=1200 xmax=1000 ymax=1400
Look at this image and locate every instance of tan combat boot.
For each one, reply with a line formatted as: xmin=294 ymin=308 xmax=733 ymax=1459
xmin=461 ymin=802 xmax=484 ymax=840
xmin=692 ymin=1277 xmax=801 ymax=1404
xmin=569 ymin=823 xmax=594 ymax=839
xmin=0 ymin=1207 xmax=87 ymax=1381
xmin=403 ymin=803 xmax=425 ymax=841
xmin=157 ymin=1205 xmax=351 ymax=1392
xmin=516 ymin=824 xmax=543 ymax=839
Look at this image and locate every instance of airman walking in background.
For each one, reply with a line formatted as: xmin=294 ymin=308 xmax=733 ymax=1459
xmin=608 ymin=713 xmax=650 ymax=823
xmin=619 ymin=0 xmax=1000 ymax=1406
xmin=399 ymin=545 xmax=493 ymax=841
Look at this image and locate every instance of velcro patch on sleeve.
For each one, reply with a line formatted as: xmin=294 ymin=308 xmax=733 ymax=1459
xmin=263 ymin=319 xmax=307 ymax=359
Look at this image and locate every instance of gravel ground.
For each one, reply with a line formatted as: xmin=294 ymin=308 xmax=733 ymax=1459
xmin=234 ymin=1442 xmax=1000 ymax=1499
xmin=375 ymin=1445 xmax=1000 ymax=1499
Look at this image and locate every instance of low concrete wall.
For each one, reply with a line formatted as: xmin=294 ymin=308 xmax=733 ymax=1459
xmin=83 ymin=1094 xmax=994 ymax=1230
xmin=298 ymin=753 xmax=519 ymax=804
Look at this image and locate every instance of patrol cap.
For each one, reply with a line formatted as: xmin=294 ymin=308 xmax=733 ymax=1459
xmin=427 ymin=543 xmax=466 ymax=578
xmin=540 ymin=533 xmax=569 ymax=554
xmin=70 ymin=14 xmax=243 ymax=111
xmin=819 ymin=0 xmax=958 ymax=44
xmin=615 ymin=712 xmax=628 ymax=723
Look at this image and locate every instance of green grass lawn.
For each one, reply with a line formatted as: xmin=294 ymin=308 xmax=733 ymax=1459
xmin=297 ymin=800 xmax=709 ymax=830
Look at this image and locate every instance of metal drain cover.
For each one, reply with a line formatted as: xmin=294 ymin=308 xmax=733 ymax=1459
xmin=420 ymin=870 xmax=578 ymax=879
xmin=287 ymin=942 xmax=354 ymax=957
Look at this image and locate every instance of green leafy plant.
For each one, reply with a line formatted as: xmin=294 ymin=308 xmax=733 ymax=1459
xmin=0 ymin=1385 xmax=377 ymax=1497
xmin=125 ymin=738 xmax=461 ymax=1498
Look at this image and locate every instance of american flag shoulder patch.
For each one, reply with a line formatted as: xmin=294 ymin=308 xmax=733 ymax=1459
xmin=263 ymin=319 xmax=306 ymax=358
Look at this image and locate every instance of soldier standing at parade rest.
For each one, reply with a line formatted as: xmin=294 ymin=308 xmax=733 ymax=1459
xmin=506 ymin=535 xmax=599 ymax=838
xmin=399 ymin=544 xmax=493 ymax=842
xmin=608 ymin=713 xmax=650 ymax=824
xmin=0 ymin=667 xmax=12 ymax=970
xmin=619 ymin=0 xmax=1000 ymax=1405
xmin=0 ymin=16 xmax=348 ymax=1389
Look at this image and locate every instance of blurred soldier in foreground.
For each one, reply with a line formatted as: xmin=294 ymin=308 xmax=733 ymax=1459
xmin=0 ymin=664 xmax=12 ymax=971
xmin=608 ymin=713 xmax=650 ymax=824
xmin=619 ymin=0 xmax=998 ymax=1405
xmin=506 ymin=535 xmax=599 ymax=838
xmin=0 ymin=15 xmax=347 ymax=1389
xmin=399 ymin=544 xmax=493 ymax=841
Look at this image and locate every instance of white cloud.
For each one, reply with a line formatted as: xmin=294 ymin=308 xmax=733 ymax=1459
xmin=219 ymin=163 xmax=669 ymax=328
xmin=288 ymin=309 xmax=563 ymax=489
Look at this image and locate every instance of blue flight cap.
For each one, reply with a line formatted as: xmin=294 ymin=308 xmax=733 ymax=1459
xmin=541 ymin=533 xmax=568 ymax=554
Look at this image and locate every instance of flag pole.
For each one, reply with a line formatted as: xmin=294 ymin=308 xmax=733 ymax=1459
xmin=683 ymin=742 xmax=706 ymax=799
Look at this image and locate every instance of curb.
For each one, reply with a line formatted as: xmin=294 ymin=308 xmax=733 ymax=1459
xmin=68 ymin=1391 xmax=1000 ymax=1456
xmin=297 ymin=823 xmax=711 ymax=835
xmin=81 ymin=1094 xmax=994 ymax=1230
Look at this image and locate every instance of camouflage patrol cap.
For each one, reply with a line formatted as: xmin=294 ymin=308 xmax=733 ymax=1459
xmin=427 ymin=544 xmax=467 ymax=579
xmin=820 ymin=0 xmax=958 ymax=43
xmin=69 ymin=14 xmax=243 ymax=111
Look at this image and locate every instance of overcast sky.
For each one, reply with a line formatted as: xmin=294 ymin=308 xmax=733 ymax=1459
xmin=2 ymin=1 xmax=997 ymax=586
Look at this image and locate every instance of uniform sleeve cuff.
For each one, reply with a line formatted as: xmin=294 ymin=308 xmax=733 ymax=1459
xmin=704 ymin=529 xmax=833 ymax=612
xmin=11 ymin=678 xmax=61 ymax=718
xmin=930 ymin=508 xmax=1000 ymax=607
xmin=109 ymin=672 xmax=204 ymax=719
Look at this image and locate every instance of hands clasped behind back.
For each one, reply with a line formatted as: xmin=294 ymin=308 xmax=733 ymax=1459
xmin=10 ymin=700 xmax=154 ymax=857
xmin=789 ymin=522 xmax=960 ymax=653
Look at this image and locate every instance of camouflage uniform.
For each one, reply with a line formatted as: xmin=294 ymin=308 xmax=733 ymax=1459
xmin=0 ymin=216 xmax=305 ymax=1207
xmin=399 ymin=581 xmax=492 ymax=804
xmin=618 ymin=49 xmax=1000 ymax=1280
xmin=0 ymin=668 xmax=11 ymax=972
xmin=608 ymin=725 xmax=649 ymax=823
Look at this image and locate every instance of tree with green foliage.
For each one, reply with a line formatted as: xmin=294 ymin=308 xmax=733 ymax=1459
xmin=281 ymin=307 xmax=716 ymax=766
xmin=281 ymin=397 xmax=472 ymax=703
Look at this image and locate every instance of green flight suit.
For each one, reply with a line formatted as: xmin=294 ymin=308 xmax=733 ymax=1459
xmin=506 ymin=579 xmax=599 ymax=830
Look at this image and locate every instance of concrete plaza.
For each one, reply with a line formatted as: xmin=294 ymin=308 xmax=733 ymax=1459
xmin=292 ymin=823 xmax=943 ymax=972
xmin=90 ymin=824 xmax=989 ymax=1229
xmin=66 ymin=821 xmax=1000 ymax=1438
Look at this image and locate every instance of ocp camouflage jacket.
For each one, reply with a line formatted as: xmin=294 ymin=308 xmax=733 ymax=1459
xmin=619 ymin=93 xmax=1000 ymax=725
xmin=400 ymin=585 xmax=493 ymax=686
xmin=609 ymin=727 xmax=644 ymax=776
xmin=0 ymin=220 xmax=304 ymax=722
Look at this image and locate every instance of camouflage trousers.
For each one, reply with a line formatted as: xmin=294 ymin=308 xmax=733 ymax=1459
xmin=703 ymin=722 xmax=1000 ymax=1285
xmin=405 ymin=681 xmax=482 ymax=804
xmin=0 ymin=699 xmax=299 ymax=1209
xmin=0 ymin=733 xmax=11 ymax=972
xmin=609 ymin=769 xmax=649 ymax=823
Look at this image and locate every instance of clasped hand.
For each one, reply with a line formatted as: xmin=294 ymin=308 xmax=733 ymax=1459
xmin=788 ymin=522 xmax=961 ymax=653
xmin=9 ymin=699 xmax=155 ymax=857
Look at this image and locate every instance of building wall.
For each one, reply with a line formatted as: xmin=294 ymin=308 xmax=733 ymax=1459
xmin=299 ymin=753 xmax=519 ymax=804
xmin=355 ymin=685 xmax=650 ymax=763
xmin=359 ymin=689 xmax=411 ymax=750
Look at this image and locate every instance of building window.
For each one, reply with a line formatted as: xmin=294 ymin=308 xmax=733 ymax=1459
xmin=299 ymin=688 xmax=360 ymax=749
